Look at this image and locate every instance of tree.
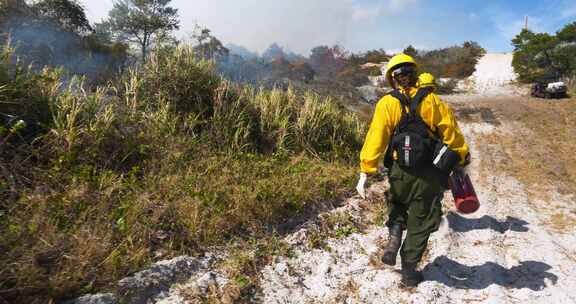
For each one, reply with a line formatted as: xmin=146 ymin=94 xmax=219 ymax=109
xmin=462 ymin=41 xmax=486 ymax=59
xmin=555 ymin=22 xmax=576 ymax=76
xmin=512 ymin=29 xmax=563 ymax=81
xmin=309 ymin=45 xmax=331 ymax=65
xmin=105 ymin=0 xmax=179 ymax=61
xmin=458 ymin=41 xmax=486 ymax=77
xmin=557 ymin=22 xmax=576 ymax=42
xmin=30 ymin=0 xmax=92 ymax=33
xmin=414 ymin=42 xmax=485 ymax=79
xmin=191 ymin=25 xmax=229 ymax=60
xmin=363 ymin=49 xmax=389 ymax=63
xmin=308 ymin=45 xmax=347 ymax=77
xmin=289 ymin=61 xmax=315 ymax=82
xmin=92 ymin=21 xmax=113 ymax=42
xmin=511 ymin=24 xmax=576 ymax=82
xmin=403 ymin=45 xmax=418 ymax=57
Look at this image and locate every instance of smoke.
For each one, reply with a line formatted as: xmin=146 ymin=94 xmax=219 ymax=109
xmin=2 ymin=14 xmax=125 ymax=83
xmin=352 ymin=0 xmax=420 ymax=21
xmin=173 ymin=0 xmax=354 ymax=55
xmin=171 ymin=0 xmax=428 ymax=55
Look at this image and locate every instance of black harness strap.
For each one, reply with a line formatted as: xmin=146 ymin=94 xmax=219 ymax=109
xmin=389 ymin=87 xmax=432 ymax=115
xmin=389 ymin=87 xmax=434 ymax=132
xmin=410 ymin=87 xmax=433 ymax=114
xmin=389 ymin=90 xmax=409 ymax=115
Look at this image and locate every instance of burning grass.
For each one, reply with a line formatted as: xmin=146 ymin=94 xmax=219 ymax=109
xmin=0 ymin=45 xmax=365 ymax=303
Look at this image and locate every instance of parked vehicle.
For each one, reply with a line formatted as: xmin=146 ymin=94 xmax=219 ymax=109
xmin=531 ymin=81 xmax=568 ymax=99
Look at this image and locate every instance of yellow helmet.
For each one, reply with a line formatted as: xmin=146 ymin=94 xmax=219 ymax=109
xmin=418 ymin=72 xmax=436 ymax=89
xmin=385 ymin=53 xmax=417 ymax=88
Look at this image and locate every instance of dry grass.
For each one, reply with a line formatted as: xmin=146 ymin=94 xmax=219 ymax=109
xmin=0 ymin=45 xmax=365 ymax=303
xmin=454 ymin=96 xmax=576 ymax=199
xmin=331 ymin=279 xmax=361 ymax=303
xmin=546 ymin=212 xmax=576 ymax=232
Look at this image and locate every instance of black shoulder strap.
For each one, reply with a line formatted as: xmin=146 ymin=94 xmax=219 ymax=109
xmin=410 ymin=87 xmax=432 ymax=115
xmin=389 ymin=89 xmax=409 ymax=114
xmin=391 ymin=87 xmax=437 ymax=137
xmin=413 ymin=87 xmax=439 ymax=137
xmin=389 ymin=88 xmax=432 ymax=116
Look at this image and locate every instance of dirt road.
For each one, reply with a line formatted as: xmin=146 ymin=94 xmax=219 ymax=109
xmin=259 ymin=94 xmax=576 ymax=303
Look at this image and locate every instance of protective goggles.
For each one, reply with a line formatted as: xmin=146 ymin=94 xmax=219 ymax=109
xmin=391 ymin=65 xmax=416 ymax=78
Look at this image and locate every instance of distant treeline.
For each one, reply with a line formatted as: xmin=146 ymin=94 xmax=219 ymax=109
xmin=220 ymin=41 xmax=486 ymax=90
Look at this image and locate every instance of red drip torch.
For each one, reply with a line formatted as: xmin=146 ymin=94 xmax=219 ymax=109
xmin=448 ymin=167 xmax=480 ymax=214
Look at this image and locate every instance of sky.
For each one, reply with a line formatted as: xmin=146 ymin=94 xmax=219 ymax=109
xmin=82 ymin=0 xmax=576 ymax=56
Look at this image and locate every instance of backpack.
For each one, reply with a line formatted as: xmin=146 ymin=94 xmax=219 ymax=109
xmin=384 ymin=87 xmax=437 ymax=169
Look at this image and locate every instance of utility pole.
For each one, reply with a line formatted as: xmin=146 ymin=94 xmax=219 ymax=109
xmin=524 ymin=16 xmax=529 ymax=30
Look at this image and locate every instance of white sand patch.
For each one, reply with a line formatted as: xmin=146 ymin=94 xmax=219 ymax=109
xmin=459 ymin=122 xmax=496 ymax=135
xmin=453 ymin=53 xmax=530 ymax=97
xmin=468 ymin=53 xmax=519 ymax=96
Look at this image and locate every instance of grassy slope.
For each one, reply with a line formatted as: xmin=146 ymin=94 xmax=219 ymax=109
xmin=0 ymin=46 xmax=366 ymax=303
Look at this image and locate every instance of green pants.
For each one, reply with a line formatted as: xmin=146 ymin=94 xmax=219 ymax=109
xmin=386 ymin=162 xmax=444 ymax=264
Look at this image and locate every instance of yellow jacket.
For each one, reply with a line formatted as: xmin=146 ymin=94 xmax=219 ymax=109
xmin=360 ymin=87 xmax=469 ymax=174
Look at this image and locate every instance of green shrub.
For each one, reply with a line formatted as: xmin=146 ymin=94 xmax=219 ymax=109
xmin=134 ymin=46 xmax=221 ymax=116
xmin=0 ymin=45 xmax=60 ymax=139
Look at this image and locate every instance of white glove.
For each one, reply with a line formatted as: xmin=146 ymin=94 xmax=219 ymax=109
xmin=356 ymin=173 xmax=368 ymax=199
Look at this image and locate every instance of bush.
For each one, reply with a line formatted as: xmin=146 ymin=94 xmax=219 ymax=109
xmin=417 ymin=41 xmax=486 ymax=79
xmin=336 ymin=65 xmax=370 ymax=87
xmin=436 ymin=78 xmax=458 ymax=94
xmin=0 ymin=45 xmax=60 ymax=138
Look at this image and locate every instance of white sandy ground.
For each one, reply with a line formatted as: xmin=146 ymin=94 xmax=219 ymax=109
xmin=253 ymin=119 xmax=576 ymax=304
xmin=249 ymin=55 xmax=576 ymax=303
xmin=464 ymin=53 xmax=521 ymax=96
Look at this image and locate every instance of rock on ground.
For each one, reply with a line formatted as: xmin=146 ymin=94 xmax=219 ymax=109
xmin=65 ymin=293 xmax=117 ymax=304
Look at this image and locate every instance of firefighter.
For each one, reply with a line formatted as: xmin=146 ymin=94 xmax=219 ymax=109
xmin=418 ymin=72 xmax=437 ymax=91
xmin=356 ymin=54 xmax=469 ymax=287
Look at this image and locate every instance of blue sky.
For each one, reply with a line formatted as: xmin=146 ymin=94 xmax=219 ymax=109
xmin=82 ymin=0 xmax=576 ymax=55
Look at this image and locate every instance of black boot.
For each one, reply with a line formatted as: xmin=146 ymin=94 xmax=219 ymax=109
xmin=401 ymin=262 xmax=423 ymax=287
xmin=381 ymin=224 xmax=402 ymax=265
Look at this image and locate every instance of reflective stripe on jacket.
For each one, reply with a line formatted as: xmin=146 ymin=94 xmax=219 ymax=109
xmin=360 ymin=87 xmax=469 ymax=174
